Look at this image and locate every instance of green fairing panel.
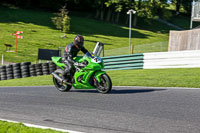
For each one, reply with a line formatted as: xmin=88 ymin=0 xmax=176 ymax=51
xmin=75 ymin=55 xmax=103 ymax=70
xmin=73 ymin=70 xmax=95 ymax=89
xmin=52 ymin=56 xmax=61 ymax=62
xmin=94 ymin=71 xmax=106 ymax=82
xmin=84 ymin=62 xmax=102 ymax=70
xmin=74 ymin=56 xmax=83 ymax=62
xmin=51 ymin=57 xmax=65 ymax=70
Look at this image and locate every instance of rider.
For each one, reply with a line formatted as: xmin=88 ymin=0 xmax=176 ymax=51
xmin=62 ymin=35 xmax=88 ymax=81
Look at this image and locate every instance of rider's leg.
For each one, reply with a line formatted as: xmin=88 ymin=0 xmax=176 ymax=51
xmin=63 ymin=61 xmax=74 ymax=83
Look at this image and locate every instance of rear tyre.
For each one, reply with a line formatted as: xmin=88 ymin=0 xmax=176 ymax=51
xmin=96 ymin=74 xmax=112 ymax=94
xmin=53 ymin=69 xmax=72 ymax=92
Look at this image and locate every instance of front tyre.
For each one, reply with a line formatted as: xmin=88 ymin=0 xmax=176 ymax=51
xmin=96 ymin=74 xmax=112 ymax=94
xmin=53 ymin=69 xmax=72 ymax=92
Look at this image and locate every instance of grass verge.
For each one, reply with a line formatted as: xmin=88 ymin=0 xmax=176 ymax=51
xmin=0 ymin=68 xmax=200 ymax=88
xmin=107 ymin=68 xmax=200 ymax=88
xmin=0 ymin=120 xmax=67 ymax=133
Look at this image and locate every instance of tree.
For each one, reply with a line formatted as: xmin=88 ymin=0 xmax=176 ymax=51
xmin=131 ymin=0 xmax=154 ymax=26
xmin=105 ymin=0 xmax=121 ymax=23
xmin=51 ymin=5 xmax=71 ymax=36
xmin=62 ymin=15 xmax=70 ymax=33
xmin=93 ymin=0 xmax=106 ymax=20
xmin=171 ymin=0 xmax=181 ymax=14
xmin=131 ymin=0 xmax=170 ymax=26
xmin=105 ymin=0 xmax=131 ymax=23
xmin=182 ymin=0 xmax=192 ymax=14
xmin=171 ymin=0 xmax=192 ymax=15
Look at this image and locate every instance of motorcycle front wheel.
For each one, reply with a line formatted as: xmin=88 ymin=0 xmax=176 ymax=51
xmin=53 ymin=69 xmax=72 ymax=92
xmin=96 ymin=74 xmax=112 ymax=94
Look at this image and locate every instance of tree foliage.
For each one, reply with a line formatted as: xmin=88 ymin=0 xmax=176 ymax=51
xmin=0 ymin=0 xmax=193 ymax=26
xmin=103 ymin=0 xmax=171 ymax=25
xmin=171 ymin=0 xmax=193 ymax=14
xmin=51 ymin=5 xmax=70 ymax=34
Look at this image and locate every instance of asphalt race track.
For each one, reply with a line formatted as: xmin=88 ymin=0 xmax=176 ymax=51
xmin=0 ymin=86 xmax=200 ymax=133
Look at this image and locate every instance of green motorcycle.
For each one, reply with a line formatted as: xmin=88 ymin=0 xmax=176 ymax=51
xmin=51 ymin=52 xmax=112 ymax=94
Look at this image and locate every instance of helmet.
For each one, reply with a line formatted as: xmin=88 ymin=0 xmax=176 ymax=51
xmin=74 ymin=35 xmax=84 ymax=49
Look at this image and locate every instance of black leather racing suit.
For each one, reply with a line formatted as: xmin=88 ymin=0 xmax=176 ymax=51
xmin=62 ymin=42 xmax=88 ymax=76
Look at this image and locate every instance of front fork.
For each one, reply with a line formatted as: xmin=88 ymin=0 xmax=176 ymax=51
xmin=93 ymin=71 xmax=106 ymax=87
xmin=94 ymin=71 xmax=106 ymax=82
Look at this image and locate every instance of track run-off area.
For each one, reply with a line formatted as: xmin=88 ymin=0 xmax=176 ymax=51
xmin=0 ymin=86 xmax=200 ymax=133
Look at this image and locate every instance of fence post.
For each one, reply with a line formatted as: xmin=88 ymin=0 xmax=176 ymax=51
xmin=131 ymin=44 xmax=134 ymax=54
xmin=103 ymin=44 xmax=104 ymax=57
xmin=1 ymin=54 xmax=4 ymax=65
xmin=190 ymin=0 xmax=195 ymax=29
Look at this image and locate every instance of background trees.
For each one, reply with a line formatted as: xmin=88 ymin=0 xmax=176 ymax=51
xmin=171 ymin=0 xmax=193 ymax=14
xmin=0 ymin=0 xmax=193 ymax=27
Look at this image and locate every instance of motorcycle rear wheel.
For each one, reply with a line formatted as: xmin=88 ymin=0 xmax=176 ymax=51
xmin=96 ymin=74 xmax=112 ymax=94
xmin=53 ymin=69 xmax=72 ymax=92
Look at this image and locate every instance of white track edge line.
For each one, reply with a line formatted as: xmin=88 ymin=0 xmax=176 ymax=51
xmin=114 ymin=86 xmax=200 ymax=89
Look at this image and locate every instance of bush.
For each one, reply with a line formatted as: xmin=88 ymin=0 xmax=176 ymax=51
xmin=62 ymin=15 xmax=70 ymax=33
xmin=51 ymin=5 xmax=70 ymax=34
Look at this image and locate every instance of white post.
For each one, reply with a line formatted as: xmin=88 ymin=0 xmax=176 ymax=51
xmin=93 ymin=42 xmax=100 ymax=55
xmin=190 ymin=0 xmax=195 ymax=29
xmin=127 ymin=9 xmax=136 ymax=54
xmin=129 ymin=12 xmax=132 ymax=54
xmin=1 ymin=54 xmax=4 ymax=65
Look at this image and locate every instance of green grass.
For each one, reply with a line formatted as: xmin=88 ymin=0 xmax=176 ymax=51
xmin=168 ymin=15 xmax=191 ymax=29
xmin=0 ymin=5 xmax=170 ymax=63
xmin=0 ymin=68 xmax=200 ymax=88
xmin=0 ymin=120 xmax=66 ymax=133
xmin=164 ymin=3 xmax=200 ymax=30
xmin=0 ymin=75 xmax=52 ymax=86
xmin=107 ymin=68 xmax=200 ymax=88
xmin=166 ymin=14 xmax=200 ymax=30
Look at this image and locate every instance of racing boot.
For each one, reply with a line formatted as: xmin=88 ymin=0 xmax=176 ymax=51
xmin=62 ymin=68 xmax=71 ymax=84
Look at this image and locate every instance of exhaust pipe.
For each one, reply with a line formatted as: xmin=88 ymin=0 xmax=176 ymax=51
xmin=52 ymin=72 xmax=72 ymax=85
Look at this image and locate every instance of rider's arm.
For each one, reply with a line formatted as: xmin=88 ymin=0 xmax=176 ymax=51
xmin=81 ymin=47 xmax=88 ymax=54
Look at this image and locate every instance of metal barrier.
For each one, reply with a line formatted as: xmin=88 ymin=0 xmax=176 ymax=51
xmin=143 ymin=50 xmax=200 ymax=69
xmin=102 ymin=53 xmax=144 ymax=71
xmin=102 ymin=50 xmax=200 ymax=71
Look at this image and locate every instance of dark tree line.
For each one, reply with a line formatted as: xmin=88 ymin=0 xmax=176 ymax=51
xmin=171 ymin=0 xmax=193 ymax=15
xmin=0 ymin=0 xmax=193 ymax=26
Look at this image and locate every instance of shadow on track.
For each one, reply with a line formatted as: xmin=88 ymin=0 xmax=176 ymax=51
xmin=71 ymin=89 xmax=167 ymax=94
xmin=110 ymin=89 xmax=166 ymax=94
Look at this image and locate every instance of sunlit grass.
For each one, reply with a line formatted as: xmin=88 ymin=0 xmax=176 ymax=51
xmin=1 ymin=68 xmax=200 ymax=88
xmin=0 ymin=120 xmax=67 ymax=133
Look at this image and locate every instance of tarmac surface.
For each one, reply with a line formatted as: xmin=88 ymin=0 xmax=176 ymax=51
xmin=0 ymin=86 xmax=200 ymax=133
